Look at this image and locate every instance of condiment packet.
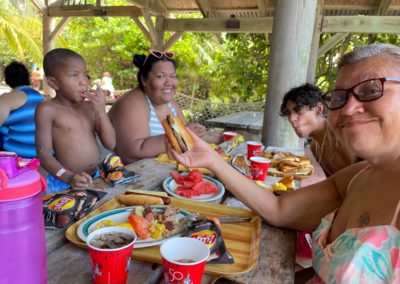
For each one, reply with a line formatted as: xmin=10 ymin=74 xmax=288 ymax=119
xmin=43 ymin=189 xmax=107 ymax=229
xmin=183 ymin=219 xmax=234 ymax=264
xmin=100 ymin=153 xmax=140 ymax=186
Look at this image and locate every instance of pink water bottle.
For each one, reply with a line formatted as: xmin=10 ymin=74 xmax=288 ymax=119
xmin=0 ymin=152 xmax=47 ymax=284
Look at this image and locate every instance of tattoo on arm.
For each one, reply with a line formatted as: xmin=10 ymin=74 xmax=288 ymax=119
xmin=358 ymin=211 xmax=370 ymax=227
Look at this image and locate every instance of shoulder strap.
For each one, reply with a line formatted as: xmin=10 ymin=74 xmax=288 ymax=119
xmin=390 ymin=200 xmax=400 ymax=226
xmin=346 ymin=164 xmax=371 ymax=193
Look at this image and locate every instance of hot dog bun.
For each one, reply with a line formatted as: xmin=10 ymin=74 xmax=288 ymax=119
xmin=162 ymin=115 xmax=194 ymax=153
xmin=118 ymin=194 xmax=164 ymax=206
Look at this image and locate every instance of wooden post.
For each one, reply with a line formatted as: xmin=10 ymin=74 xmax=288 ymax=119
xmin=154 ymin=16 xmax=165 ymax=50
xmin=307 ymin=2 xmax=323 ymax=83
xmin=42 ymin=12 xmax=55 ymax=97
xmin=262 ymin=0 xmax=317 ymax=148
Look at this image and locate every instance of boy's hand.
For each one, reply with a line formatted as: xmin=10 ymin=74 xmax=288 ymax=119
xmin=85 ymin=84 xmax=107 ymax=113
xmin=68 ymin=172 xmax=93 ymax=189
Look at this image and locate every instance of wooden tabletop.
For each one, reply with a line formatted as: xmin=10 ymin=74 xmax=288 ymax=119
xmin=46 ymin=157 xmax=296 ymax=284
xmin=206 ymin=111 xmax=264 ymax=133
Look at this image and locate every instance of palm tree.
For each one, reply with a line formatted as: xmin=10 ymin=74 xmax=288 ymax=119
xmin=0 ymin=0 xmax=43 ymax=63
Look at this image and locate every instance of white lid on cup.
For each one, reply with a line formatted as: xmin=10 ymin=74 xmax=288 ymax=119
xmin=246 ymin=141 xmax=263 ymax=146
xmin=160 ymin=237 xmax=210 ymax=265
xmin=249 ymin=157 xmax=271 ymax=164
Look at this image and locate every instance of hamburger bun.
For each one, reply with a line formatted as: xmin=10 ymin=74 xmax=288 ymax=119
xmin=162 ymin=115 xmax=194 ymax=153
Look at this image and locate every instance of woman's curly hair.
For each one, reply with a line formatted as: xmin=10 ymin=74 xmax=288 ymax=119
xmin=279 ymin=83 xmax=326 ymax=117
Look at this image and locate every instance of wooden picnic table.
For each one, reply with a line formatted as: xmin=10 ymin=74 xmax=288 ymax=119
xmin=206 ymin=111 xmax=264 ymax=133
xmin=46 ymin=157 xmax=297 ymax=284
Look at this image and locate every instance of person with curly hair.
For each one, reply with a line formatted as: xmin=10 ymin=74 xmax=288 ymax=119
xmin=280 ymin=83 xmax=353 ymax=176
xmin=108 ymin=50 xmax=222 ymax=164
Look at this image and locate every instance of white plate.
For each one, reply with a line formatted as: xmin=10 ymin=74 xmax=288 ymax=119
xmin=77 ymin=206 xmax=191 ymax=248
xmin=163 ymin=175 xmax=225 ymax=203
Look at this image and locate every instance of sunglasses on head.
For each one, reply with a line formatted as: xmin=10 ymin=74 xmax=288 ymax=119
xmin=322 ymin=77 xmax=400 ymax=110
xmin=143 ymin=50 xmax=174 ymax=66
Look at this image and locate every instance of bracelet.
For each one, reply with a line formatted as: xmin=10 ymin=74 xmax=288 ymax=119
xmin=56 ymin=167 xmax=68 ymax=178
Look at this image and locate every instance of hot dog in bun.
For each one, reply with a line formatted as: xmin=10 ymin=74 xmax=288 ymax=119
xmin=162 ymin=115 xmax=194 ymax=153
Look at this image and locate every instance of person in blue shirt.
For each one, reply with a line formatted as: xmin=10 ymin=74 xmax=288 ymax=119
xmin=0 ymin=61 xmax=45 ymax=158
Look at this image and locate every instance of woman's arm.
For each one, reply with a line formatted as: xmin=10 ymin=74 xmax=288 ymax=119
xmin=169 ymin=127 xmax=364 ymax=230
xmin=0 ymin=90 xmax=27 ymax=125
xmin=109 ymin=90 xmax=166 ymax=163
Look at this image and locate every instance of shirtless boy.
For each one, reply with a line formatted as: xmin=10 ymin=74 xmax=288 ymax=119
xmin=35 ymin=48 xmax=116 ymax=193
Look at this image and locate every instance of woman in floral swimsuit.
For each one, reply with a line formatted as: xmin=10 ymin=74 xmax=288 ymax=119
xmin=170 ymin=43 xmax=400 ymax=283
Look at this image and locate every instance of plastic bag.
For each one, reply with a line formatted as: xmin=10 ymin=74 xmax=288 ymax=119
xmin=100 ymin=153 xmax=140 ymax=186
xmin=43 ymin=189 xmax=107 ymax=229
xmin=183 ymin=219 xmax=234 ymax=264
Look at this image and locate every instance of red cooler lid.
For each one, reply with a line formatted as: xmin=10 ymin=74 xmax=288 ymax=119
xmin=0 ymin=170 xmax=45 ymax=202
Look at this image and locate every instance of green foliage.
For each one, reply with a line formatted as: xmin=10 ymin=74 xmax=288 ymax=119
xmin=316 ymin=33 xmax=400 ymax=92
xmin=63 ymin=17 xmax=149 ymax=90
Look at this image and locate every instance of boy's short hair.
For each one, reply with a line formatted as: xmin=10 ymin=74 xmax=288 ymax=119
xmin=279 ymin=83 xmax=326 ymax=117
xmin=43 ymin=48 xmax=84 ymax=77
xmin=4 ymin=61 xmax=30 ymax=88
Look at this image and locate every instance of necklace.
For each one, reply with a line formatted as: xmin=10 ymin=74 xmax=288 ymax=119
xmin=316 ymin=121 xmax=328 ymax=164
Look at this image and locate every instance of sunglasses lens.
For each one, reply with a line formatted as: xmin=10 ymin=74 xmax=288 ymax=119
xmin=151 ymin=50 xmax=163 ymax=58
xmin=165 ymin=52 xmax=174 ymax=59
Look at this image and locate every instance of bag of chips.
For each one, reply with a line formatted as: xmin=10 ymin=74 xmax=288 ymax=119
xmin=43 ymin=189 xmax=107 ymax=229
xmin=183 ymin=219 xmax=234 ymax=264
xmin=100 ymin=153 xmax=140 ymax=186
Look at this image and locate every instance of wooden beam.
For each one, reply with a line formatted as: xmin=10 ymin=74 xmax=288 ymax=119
xmin=165 ymin=32 xmax=183 ymax=50
xmin=318 ymin=32 xmax=348 ymax=57
xmin=256 ymin=0 xmax=269 ymax=41
xmin=49 ymin=17 xmax=70 ymax=42
xmin=30 ymin=0 xmax=45 ymax=13
xmin=195 ymin=0 xmax=214 ymax=18
xmin=321 ymin=16 xmax=400 ymax=34
xmin=377 ymin=0 xmax=393 ymax=15
xmin=141 ymin=8 xmax=157 ymax=44
xmin=47 ymin=6 xmax=142 ymax=17
xmin=154 ymin=16 xmax=165 ymax=50
xmin=131 ymin=17 xmax=152 ymax=42
xmin=165 ymin=17 xmax=274 ymax=33
xmin=128 ymin=0 xmax=165 ymax=15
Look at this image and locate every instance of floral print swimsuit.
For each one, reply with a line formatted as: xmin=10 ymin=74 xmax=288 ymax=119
xmin=312 ymin=165 xmax=400 ymax=283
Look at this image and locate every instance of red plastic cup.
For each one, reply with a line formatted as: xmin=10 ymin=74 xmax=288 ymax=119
xmin=160 ymin=237 xmax=210 ymax=284
xmin=250 ymin=157 xmax=271 ymax=181
xmin=86 ymin=227 xmax=137 ymax=284
xmin=247 ymin=141 xmax=263 ymax=159
xmin=223 ymin=131 xmax=238 ymax=141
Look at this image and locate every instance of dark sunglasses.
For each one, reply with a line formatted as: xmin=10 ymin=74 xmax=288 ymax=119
xmin=322 ymin=77 xmax=400 ymax=110
xmin=143 ymin=50 xmax=174 ymax=66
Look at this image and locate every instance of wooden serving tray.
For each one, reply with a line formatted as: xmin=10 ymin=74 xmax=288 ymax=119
xmin=66 ymin=196 xmax=262 ymax=276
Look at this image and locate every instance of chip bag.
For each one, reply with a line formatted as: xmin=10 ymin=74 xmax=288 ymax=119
xmin=100 ymin=153 xmax=140 ymax=186
xmin=43 ymin=189 xmax=107 ymax=229
xmin=183 ymin=219 xmax=234 ymax=264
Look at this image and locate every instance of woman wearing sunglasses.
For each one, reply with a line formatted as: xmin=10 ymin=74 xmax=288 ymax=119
xmin=169 ymin=43 xmax=400 ymax=283
xmin=280 ymin=83 xmax=353 ymax=177
xmin=108 ymin=50 xmax=221 ymax=163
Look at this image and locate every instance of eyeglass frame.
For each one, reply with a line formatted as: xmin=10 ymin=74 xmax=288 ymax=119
xmin=142 ymin=50 xmax=174 ymax=67
xmin=322 ymin=77 xmax=400 ymax=110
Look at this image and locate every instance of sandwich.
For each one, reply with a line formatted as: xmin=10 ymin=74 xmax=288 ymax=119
xmin=162 ymin=115 xmax=194 ymax=153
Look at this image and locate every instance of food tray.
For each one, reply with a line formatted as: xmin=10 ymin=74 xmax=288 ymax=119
xmin=66 ymin=195 xmax=262 ymax=276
